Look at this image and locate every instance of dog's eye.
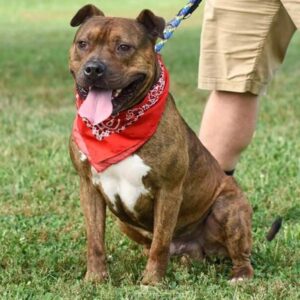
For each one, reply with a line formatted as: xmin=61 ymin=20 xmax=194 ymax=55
xmin=117 ymin=44 xmax=132 ymax=52
xmin=77 ymin=41 xmax=88 ymax=50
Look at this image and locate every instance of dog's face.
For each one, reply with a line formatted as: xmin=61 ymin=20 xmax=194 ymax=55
xmin=69 ymin=5 xmax=165 ymax=114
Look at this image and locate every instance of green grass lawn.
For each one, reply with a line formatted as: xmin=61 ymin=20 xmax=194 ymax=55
xmin=0 ymin=1 xmax=299 ymax=299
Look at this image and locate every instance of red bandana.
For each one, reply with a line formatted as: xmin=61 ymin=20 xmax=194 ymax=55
xmin=72 ymin=56 xmax=170 ymax=172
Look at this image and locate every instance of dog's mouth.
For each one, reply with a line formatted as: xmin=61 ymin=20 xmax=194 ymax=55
xmin=76 ymin=75 xmax=146 ymax=125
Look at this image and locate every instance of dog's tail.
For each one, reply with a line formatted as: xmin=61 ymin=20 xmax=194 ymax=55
xmin=266 ymin=217 xmax=283 ymax=241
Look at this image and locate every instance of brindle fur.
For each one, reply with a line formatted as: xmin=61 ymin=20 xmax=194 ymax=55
xmin=69 ymin=5 xmax=253 ymax=285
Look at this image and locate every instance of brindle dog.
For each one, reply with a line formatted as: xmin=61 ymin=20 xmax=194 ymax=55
xmin=68 ymin=4 xmax=271 ymax=285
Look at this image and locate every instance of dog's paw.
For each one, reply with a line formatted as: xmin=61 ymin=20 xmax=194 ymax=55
xmin=84 ymin=270 xmax=108 ymax=283
xmin=231 ymin=264 xmax=254 ymax=282
xmin=228 ymin=277 xmax=247 ymax=285
xmin=229 ymin=269 xmax=253 ymax=285
xmin=141 ymin=271 xmax=163 ymax=286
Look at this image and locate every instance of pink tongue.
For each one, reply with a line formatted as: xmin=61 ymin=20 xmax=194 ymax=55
xmin=78 ymin=89 xmax=113 ymax=125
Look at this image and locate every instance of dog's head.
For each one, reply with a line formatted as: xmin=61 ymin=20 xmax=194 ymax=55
xmin=69 ymin=4 xmax=165 ymax=116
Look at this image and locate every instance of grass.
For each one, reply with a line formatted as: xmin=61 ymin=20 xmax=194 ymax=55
xmin=0 ymin=1 xmax=299 ymax=299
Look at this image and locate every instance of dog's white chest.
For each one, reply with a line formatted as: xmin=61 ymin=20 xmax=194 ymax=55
xmin=91 ymin=155 xmax=151 ymax=213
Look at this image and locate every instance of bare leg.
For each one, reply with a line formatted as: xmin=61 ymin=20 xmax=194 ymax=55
xmin=199 ymin=91 xmax=258 ymax=171
xmin=80 ymin=177 xmax=108 ymax=282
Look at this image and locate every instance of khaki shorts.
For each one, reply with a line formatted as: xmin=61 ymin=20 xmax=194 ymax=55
xmin=198 ymin=0 xmax=299 ymax=95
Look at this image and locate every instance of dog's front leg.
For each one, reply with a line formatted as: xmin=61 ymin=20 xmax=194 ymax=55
xmin=142 ymin=186 xmax=182 ymax=285
xmin=80 ymin=177 xmax=108 ymax=283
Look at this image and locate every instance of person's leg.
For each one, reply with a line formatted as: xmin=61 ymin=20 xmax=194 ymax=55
xmin=198 ymin=0 xmax=296 ymax=173
xmin=199 ymin=91 xmax=258 ymax=172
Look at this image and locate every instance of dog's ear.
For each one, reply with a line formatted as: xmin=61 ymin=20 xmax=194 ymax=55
xmin=137 ymin=9 xmax=165 ymax=41
xmin=70 ymin=4 xmax=104 ymax=27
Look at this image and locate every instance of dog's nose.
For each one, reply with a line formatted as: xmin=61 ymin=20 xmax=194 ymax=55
xmin=84 ymin=61 xmax=106 ymax=79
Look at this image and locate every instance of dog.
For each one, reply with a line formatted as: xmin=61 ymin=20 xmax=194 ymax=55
xmin=68 ymin=4 xmax=279 ymax=285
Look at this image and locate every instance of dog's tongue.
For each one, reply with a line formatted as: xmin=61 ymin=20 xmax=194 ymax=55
xmin=78 ymin=88 xmax=113 ymax=125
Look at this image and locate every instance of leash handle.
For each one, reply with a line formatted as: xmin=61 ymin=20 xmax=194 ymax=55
xmin=155 ymin=0 xmax=202 ymax=53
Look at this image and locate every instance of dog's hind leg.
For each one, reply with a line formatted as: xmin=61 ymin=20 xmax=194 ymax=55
xmin=224 ymin=208 xmax=254 ymax=282
xmin=204 ymin=191 xmax=254 ymax=281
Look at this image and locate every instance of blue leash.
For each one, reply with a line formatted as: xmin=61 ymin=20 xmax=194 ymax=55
xmin=155 ymin=0 xmax=202 ymax=53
